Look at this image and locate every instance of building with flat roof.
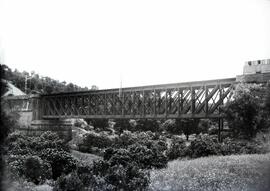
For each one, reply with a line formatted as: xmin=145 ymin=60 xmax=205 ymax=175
xmin=243 ymin=59 xmax=270 ymax=75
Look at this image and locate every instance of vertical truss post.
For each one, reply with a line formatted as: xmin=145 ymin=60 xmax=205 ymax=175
xmin=180 ymin=89 xmax=183 ymax=114
xmin=205 ymin=85 xmax=208 ymax=115
xmin=74 ymin=97 xmax=78 ymax=115
xmin=81 ymin=96 xmax=84 ymax=115
xmin=131 ymin=91 xmax=135 ymax=116
xmin=168 ymin=90 xmax=171 ymax=115
xmin=88 ymin=95 xmax=91 ymax=115
xmin=104 ymin=93 xmax=107 ymax=115
xmin=191 ymin=86 xmax=195 ymax=114
xmin=165 ymin=89 xmax=168 ymax=118
xmin=31 ymin=94 xmax=42 ymax=120
xmin=142 ymin=90 xmax=145 ymax=117
xmin=154 ymin=89 xmax=156 ymax=116
xmin=112 ymin=94 xmax=115 ymax=115
xmin=178 ymin=88 xmax=181 ymax=116
xmin=219 ymin=83 xmax=223 ymax=114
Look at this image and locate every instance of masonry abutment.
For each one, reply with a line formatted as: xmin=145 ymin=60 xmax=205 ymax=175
xmin=30 ymin=94 xmax=72 ymax=141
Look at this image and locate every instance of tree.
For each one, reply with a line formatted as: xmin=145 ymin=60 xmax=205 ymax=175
xmin=197 ymin=119 xmax=212 ymax=134
xmin=136 ymin=119 xmax=160 ymax=132
xmin=264 ymin=82 xmax=270 ymax=115
xmin=91 ymin=85 xmax=99 ymax=90
xmin=177 ymin=119 xmax=199 ymax=141
xmin=1 ymin=65 xmax=13 ymax=190
xmin=113 ymin=119 xmax=133 ymax=134
xmin=1 ymin=65 xmax=89 ymax=94
xmin=161 ymin=119 xmax=181 ymax=134
xmin=223 ymin=83 xmax=266 ymax=139
xmin=0 ymin=65 xmax=8 ymax=96
xmin=86 ymin=119 xmax=108 ymax=131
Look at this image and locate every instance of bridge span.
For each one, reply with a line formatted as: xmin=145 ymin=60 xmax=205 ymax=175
xmin=40 ymin=77 xmax=237 ymax=120
xmin=3 ymin=72 xmax=270 ymax=122
xmin=3 ymin=71 xmax=270 ymax=140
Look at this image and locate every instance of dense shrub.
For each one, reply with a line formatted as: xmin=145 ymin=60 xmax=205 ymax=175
xmin=101 ymin=145 xmax=152 ymax=189
xmin=8 ymin=141 xmax=33 ymax=156
xmin=5 ymin=131 xmax=27 ymax=145
xmin=161 ymin=119 xmax=180 ymax=134
xmin=53 ymin=172 xmax=84 ymax=191
xmin=183 ymin=135 xmax=268 ymax=159
xmin=128 ymin=143 xmax=168 ymax=169
xmin=177 ymin=119 xmax=199 ymax=141
xmin=5 ymin=132 xmax=33 ymax=156
xmin=68 ymin=164 xmax=114 ymax=190
xmin=104 ymin=163 xmax=149 ymax=191
xmin=112 ymin=131 xmax=138 ymax=149
xmin=6 ymin=154 xmax=52 ymax=184
xmin=79 ymin=130 xmax=167 ymax=153
xmin=136 ymin=119 xmax=161 ymax=132
xmin=0 ymin=111 xmax=17 ymax=145
xmin=30 ymin=132 xmax=69 ymax=152
xmin=5 ymin=132 xmax=76 ymax=182
xmin=6 ymin=154 xmax=28 ymax=179
xmin=76 ymin=165 xmax=96 ymax=187
xmin=166 ymin=136 xmax=189 ymax=160
xmin=79 ymin=131 xmax=113 ymax=152
xmin=188 ymin=134 xmax=222 ymax=158
xmin=162 ymin=119 xmax=213 ymax=137
xmin=86 ymin=119 xmax=108 ymax=131
xmin=220 ymin=138 xmax=268 ymax=155
xmin=223 ymin=83 xmax=267 ymax=139
xmin=55 ymin=157 xmax=150 ymax=191
xmin=40 ymin=148 xmax=77 ymax=180
xmin=264 ymin=83 xmax=270 ymax=115
xmin=6 ymin=131 xmax=69 ymax=156
xmin=113 ymin=119 xmax=134 ymax=134
xmin=254 ymin=130 xmax=270 ymax=153
xmin=90 ymin=158 xmax=149 ymax=191
xmin=105 ymin=141 xmax=168 ymax=170
xmin=24 ymin=156 xmax=52 ymax=184
xmin=197 ymin=119 xmax=213 ymax=134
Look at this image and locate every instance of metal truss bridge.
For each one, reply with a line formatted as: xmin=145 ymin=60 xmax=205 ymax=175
xmin=39 ymin=78 xmax=238 ymax=120
xmin=4 ymin=72 xmax=269 ymax=121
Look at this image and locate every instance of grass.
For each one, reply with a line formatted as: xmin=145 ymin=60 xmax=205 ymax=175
xmin=149 ymin=153 xmax=270 ymax=191
xmin=71 ymin=149 xmax=101 ymax=165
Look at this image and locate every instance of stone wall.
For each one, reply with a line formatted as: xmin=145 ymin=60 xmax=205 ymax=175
xmin=2 ymin=95 xmax=72 ymax=141
xmin=236 ymin=73 xmax=270 ymax=83
xmin=2 ymin=95 xmax=33 ymax=128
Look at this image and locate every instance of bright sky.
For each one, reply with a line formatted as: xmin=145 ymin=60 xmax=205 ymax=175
xmin=0 ymin=0 xmax=270 ymax=89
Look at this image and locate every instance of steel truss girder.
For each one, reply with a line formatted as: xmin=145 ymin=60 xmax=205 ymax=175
xmin=41 ymin=78 xmax=236 ymax=119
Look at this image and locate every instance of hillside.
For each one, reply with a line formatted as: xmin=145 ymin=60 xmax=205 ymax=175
xmin=1 ymin=64 xmax=91 ymax=94
xmin=150 ymin=153 xmax=270 ymax=191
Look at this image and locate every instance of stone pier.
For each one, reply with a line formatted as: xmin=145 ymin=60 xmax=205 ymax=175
xmin=30 ymin=94 xmax=73 ymax=141
xmin=2 ymin=94 xmax=73 ymax=141
xmin=30 ymin=119 xmax=72 ymax=141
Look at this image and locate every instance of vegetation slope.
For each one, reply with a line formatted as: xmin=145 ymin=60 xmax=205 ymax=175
xmin=150 ymin=153 xmax=270 ymax=191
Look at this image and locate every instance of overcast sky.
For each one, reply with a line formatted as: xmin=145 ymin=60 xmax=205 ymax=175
xmin=0 ymin=0 xmax=269 ymax=89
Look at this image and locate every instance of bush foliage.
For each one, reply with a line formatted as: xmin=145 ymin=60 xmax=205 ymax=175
xmin=188 ymin=135 xmax=222 ymax=158
xmin=223 ymin=83 xmax=269 ymax=139
xmin=166 ymin=136 xmax=189 ymax=160
xmin=24 ymin=156 xmax=52 ymax=184
xmin=6 ymin=131 xmax=77 ymax=182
